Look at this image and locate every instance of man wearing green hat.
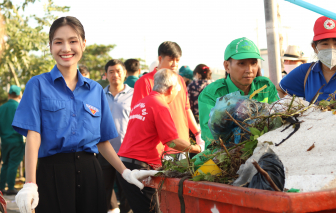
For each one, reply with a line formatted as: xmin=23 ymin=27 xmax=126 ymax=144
xmin=198 ymin=37 xmax=279 ymax=149
xmin=0 ymin=85 xmax=25 ymax=195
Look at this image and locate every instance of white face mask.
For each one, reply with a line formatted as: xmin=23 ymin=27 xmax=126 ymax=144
xmin=316 ymin=47 xmax=336 ymax=69
xmin=284 ymin=64 xmax=300 ymax=74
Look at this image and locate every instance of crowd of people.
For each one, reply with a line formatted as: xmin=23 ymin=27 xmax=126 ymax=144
xmin=0 ymin=14 xmax=336 ymax=213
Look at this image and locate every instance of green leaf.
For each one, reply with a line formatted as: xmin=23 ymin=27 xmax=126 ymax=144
xmin=249 ymin=127 xmax=260 ymax=136
xmin=198 ymin=170 xmax=205 ymax=175
xmin=260 ymin=130 xmax=264 ymax=136
xmin=176 ymin=159 xmax=189 ymax=167
xmin=204 ymin=173 xmax=216 ymax=182
xmin=217 ymin=153 xmax=226 ymax=163
xmin=264 ymin=126 xmax=268 ymax=133
xmin=192 ymin=175 xmax=204 ymax=182
xmin=169 ymin=142 xmax=176 ymax=148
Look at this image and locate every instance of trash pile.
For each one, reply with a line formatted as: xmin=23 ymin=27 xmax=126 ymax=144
xmin=158 ymin=91 xmax=336 ymax=192
xmin=257 ymin=97 xmax=336 ymax=192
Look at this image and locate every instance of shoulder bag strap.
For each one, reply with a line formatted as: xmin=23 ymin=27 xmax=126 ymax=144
xmin=304 ymin=62 xmax=316 ymax=92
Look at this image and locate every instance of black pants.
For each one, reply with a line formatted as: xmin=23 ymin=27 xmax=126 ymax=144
xmin=115 ymin=178 xmax=133 ymax=213
xmin=36 ymin=152 xmax=106 ymax=213
xmin=116 ymin=161 xmax=160 ymax=213
xmin=97 ymin=153 xmax=119 ymax=210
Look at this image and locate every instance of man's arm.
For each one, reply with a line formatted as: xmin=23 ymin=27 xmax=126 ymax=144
xmin=166 ymin=138 xmax=201 ymax=153
xmin=276 ymin=83 xmax=287 ymax=99
xmin=187 ymin=109 xmax=199 ymax=134
xmin=198 ymin=91 xmax=216 ymax=149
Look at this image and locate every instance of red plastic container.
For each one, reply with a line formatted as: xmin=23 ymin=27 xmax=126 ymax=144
xmin=144 ymin=176 xmax=336 ymax=213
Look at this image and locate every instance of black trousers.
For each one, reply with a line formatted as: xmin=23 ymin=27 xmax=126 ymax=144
xmin=116 ymin=161 xmax=160 ymax=213
xmin=36 ymin=152 xmax=107 ymax=213
xmin=97 ymin=153 xmax=119 ymax=210
xmin=115 ymin=177 xmax=133 ymax=213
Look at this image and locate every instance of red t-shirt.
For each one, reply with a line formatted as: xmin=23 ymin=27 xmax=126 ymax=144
xmin=131 ymin=68 xmax=190 ymax=154
xmin=118 ymin=91 xmax=178 ymax=168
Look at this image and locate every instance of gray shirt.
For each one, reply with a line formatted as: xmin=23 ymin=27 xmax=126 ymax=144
xmin=104 ymin=84 xmax=134 ymax=152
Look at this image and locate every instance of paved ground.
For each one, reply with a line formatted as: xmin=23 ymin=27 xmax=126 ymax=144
xmin=4 ymin=195 xmax=19 ymax=213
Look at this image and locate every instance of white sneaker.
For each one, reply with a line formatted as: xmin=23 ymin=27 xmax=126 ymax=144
xmin=108 ymin=208 xmax=120 ymax=213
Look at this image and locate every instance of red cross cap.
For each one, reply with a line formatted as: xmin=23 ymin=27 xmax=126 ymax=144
xmin=324 ymin=19 xmax=335 ymax=30
xmin=314 ymin=16 xmax=336 ymax=41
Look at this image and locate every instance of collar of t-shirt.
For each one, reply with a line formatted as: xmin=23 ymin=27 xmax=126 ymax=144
xmin=104 ymin=84 xmax=132 ymax=98
xmin=150 ymin=90 xmax=162 ymax=97
xmin=226 ymin=75 xmax=256 ymax=96
xmin=49 ymin=65 xmax=91 ymax=90
xmin=311 ymin=61 xmax=322 ymax=73
xmin=126 ymin=76 xmax=139 ymax=80
xmin=7 ymin=99 xmax=19 ymax=104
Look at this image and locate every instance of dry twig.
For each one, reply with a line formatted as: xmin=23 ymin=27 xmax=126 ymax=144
xmin=219 ymin=137 xmax=231 ymax=158
xmin=252 ymin=160 xmax=281 ymax=192
xmin=225 ymin=110 xmax=251 ymax=134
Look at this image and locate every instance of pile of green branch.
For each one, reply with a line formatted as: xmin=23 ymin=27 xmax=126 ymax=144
xmin=157 ymin=94 xmax=324 ymax=184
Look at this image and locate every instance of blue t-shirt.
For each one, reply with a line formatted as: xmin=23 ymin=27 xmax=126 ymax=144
xmin=12 ymin=65 xmax=118 ymax=158
xmin=279 ymin=61 xmax=336 ymax=102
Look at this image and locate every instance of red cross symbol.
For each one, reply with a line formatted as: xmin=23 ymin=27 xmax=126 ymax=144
xmin=327 ymin=21 xmax=333 ymax=27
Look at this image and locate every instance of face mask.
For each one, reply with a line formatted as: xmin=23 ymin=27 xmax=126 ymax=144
xmin=284 ymin=64 xmax=300 ymax=74
xmin=316 ymin=47 xmax=336 ymax=69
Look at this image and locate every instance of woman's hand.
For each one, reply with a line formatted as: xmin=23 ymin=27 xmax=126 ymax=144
xmin=122 ymin=169 xmax=158 ymax=189
xmin=15 ymin=183 xmax=39 ymax=213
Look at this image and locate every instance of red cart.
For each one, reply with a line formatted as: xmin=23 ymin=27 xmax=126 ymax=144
xmin=145 ymin=176 xmax=336 ymax=213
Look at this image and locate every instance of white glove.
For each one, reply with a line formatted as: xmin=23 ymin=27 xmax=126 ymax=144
xmin=15 ymin=183 xmax=39 ymax=213
xmin=122 ymin=169 xmax=158 ymax=190
xmin=195 ymin=133 xmax=205 ymax=152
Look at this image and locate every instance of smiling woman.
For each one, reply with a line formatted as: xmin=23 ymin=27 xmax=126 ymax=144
xmin=11 ymin=16 xmax=158 ymax=213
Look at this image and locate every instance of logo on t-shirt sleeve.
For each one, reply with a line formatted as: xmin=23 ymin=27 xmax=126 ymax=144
xmin=142 ymin=108 xmax=148 ymax=115
xmin=130 ymin=104 xmax=147 ymax=121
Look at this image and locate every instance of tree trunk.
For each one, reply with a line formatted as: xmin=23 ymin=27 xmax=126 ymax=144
xmin=8 ymin=63 xmax=20 ymax=87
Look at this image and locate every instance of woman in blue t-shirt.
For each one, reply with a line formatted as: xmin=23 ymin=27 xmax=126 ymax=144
xmin=13 ymin=16 xmax=157 ymax=213
xmin=277 ymin=16 xmax=336 ymax=102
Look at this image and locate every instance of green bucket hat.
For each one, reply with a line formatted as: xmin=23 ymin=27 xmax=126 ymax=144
xmin=224 ymin=37 xmax=264 ymax=61
xmin=179 ymin=66 xmax=193 ymax=80
xmin=9 ymin=85 xmax=21 ymax=96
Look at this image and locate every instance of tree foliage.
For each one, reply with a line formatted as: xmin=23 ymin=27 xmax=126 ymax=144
xmin=80 ymin=45 xmax=149 ymax=81
xmin=0 ymin=0 xmax=69 ymax=103
xmin=0 ymin=0 xmax=147 ymax=104
xmin=79 ymin=44 xmax=116 ymax=81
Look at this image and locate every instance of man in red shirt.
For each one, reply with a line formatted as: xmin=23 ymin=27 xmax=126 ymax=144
xmin=131 ymin=41 xmax=204 ymax=157
xmin=118 ymin=68 xmax=201 ymax=213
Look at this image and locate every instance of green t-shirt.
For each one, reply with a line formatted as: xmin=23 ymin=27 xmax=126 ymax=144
xmin=0 ymin=99 xmax=23 ymax=144
xmin=198 ymin=75 xmax=279 ymax=149
xmin=96 ymin=79 xmax=109 ymax=88
xmin=124 ymin=76 xmax=139 ymax=88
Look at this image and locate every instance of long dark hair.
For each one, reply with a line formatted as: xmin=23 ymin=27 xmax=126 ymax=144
xmin=194 ymin=64 xmax=212 ymax=80
xmin=49 ymin=16 xmax=85 ymax=44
